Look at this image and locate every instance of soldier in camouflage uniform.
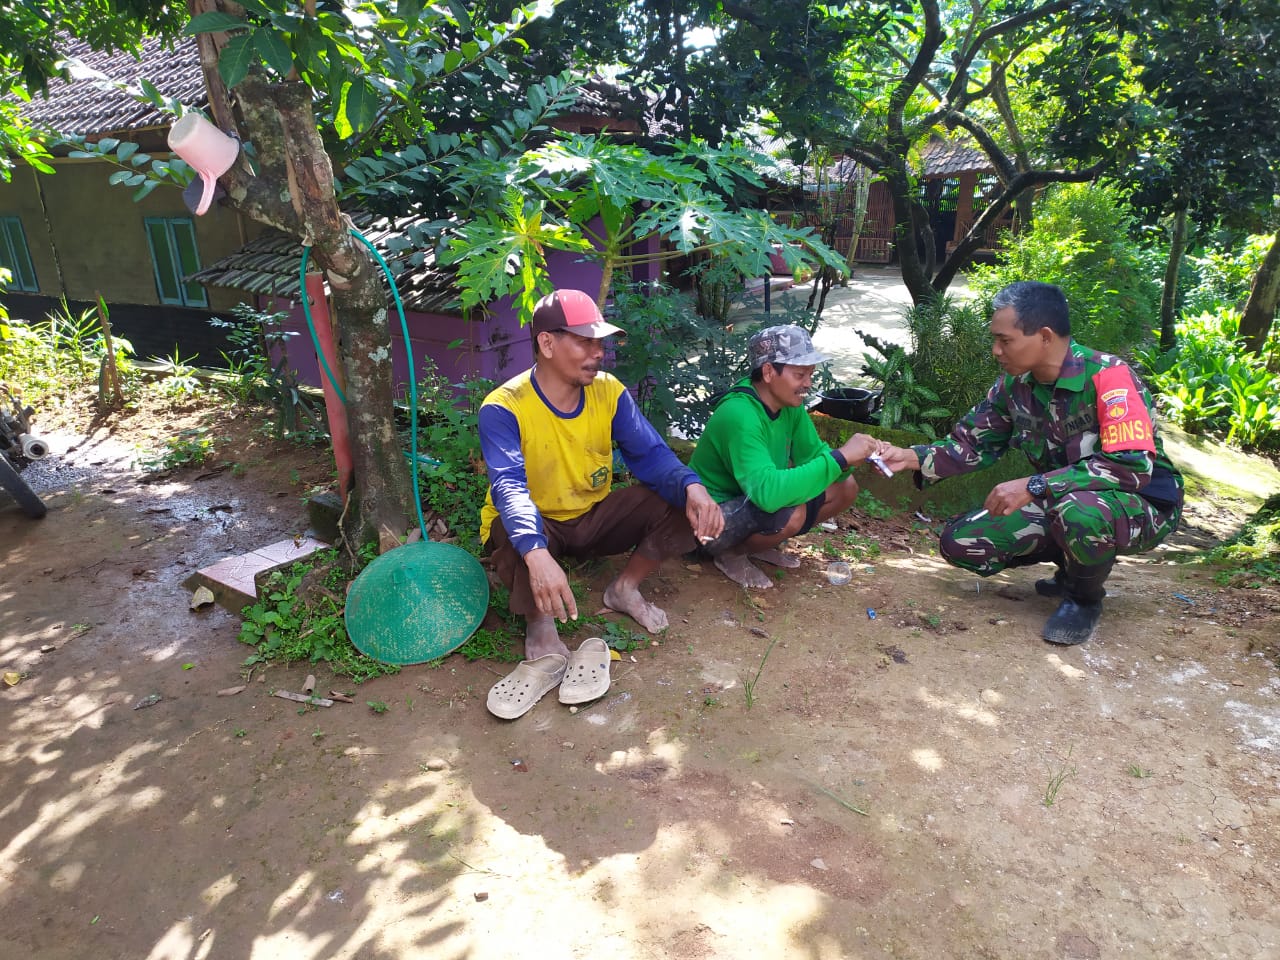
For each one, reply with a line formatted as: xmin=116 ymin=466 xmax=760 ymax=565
xmin=878 ymin=281 xmax=1183 ymax=645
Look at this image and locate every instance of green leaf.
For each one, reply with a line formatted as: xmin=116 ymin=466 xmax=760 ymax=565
xmin=445 ymin=0 xmax=472 ymax=31
xmin=108 ymin=170 xmax=133 ymax=185
xmin=339 ymin=79 xmax=380 ymax=136
xmin=332 ymin=82 xmax=354 ymax=140
xmin=184 ymin=11 xmax=246 ymax=36
xmin=218 ymin=33 xmax=257 ymax=89
xmin=254 ymin=27 xmax=294 ymax=77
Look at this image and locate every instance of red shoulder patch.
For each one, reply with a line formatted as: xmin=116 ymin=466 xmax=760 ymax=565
xmin=1094 ymin=365 xmax=1155 ymax=453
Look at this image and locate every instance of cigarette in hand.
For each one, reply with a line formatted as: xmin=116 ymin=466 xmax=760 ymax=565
xmin=699 ymin=535 xmax=713 ymax=543
xmin=971 ymin=509 xmax=988 ymax=520
xmin=867 ymin=454 xmax=894 ymax=477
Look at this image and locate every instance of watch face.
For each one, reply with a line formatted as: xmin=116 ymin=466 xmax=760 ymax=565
xmin=1028 ymin=475 xmax=1047 ymax=497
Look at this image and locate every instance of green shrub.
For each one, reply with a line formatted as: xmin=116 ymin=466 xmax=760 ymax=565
xmin=858 ymin=336 xmax=950 ymax=437
xmin=1134 ymin=307 xmax=1280 ymax=450
xmin=412 ymin=363 xmax=493 ymax=552
xmin=1181 ymin=234 xmax=1273 ymax=317
xmin=894 ymin=294 xmax=998 ymax=431
xmin=608 ymin=280 xmax=752 ymax=440
xmin=209 ymin=304 xmax=323 ymax=439
xmin=969 ymin=182 xmax=1160 ymax=355
xmin=0 ymin=297 xmax=136 ymax=404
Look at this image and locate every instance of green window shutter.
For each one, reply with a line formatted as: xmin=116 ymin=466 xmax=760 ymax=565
xmin=170 ymin=219 xmax=208 ymax=308
xmin=144 ymin=217 xmax=182 ymax=304
xmin=0 ymin=216 xmax=38 ymax=292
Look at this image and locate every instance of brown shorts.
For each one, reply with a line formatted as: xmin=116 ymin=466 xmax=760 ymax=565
xmin=485 ymin=485 xmax=695 ymax=616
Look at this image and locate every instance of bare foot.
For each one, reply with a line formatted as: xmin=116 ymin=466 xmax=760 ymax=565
xmin=714 ymin=553 xmax=774 ymax=589
xmin=750 ymin=546 xmax=801 ymax=569
xmin=602 ymin=580 xmax=670 ymax=633
xmin=524 ymin=615 xmax=570 ymax=661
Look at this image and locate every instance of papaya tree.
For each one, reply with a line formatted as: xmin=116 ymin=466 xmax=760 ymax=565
xmin=441 ymin=133 xmax=848 ymax=318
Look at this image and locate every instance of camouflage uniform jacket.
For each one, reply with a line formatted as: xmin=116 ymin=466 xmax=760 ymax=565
xmin=911 ymin=341 xmax=1183 ymax=510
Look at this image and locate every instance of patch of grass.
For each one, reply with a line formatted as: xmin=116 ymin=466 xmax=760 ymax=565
xmin=1203 ymin=491 xmax=1280 ymax=586
xmin=1043 ymin=746 xmax=1076 ymax=806
xmin=366 ymin=700 xmax=389 ymax=714
xmin=855 ymin=489 xmax=895 ymax=520
xmin=135 ymin=427 xmax=213 ymax=472
xmin=741 ymin=636 xmax=778 ymax=710
xmin=239 ymin=547 xmax=400 ymax=683
xmin=455 ymin=627 xmax=521 ymax=663
xmin=1127 ymin=763 xmax=1152 ymax=778
xmin=840 ymin=530 xmax=881 ymax=562
xmin=150 ymin=345 xmax=204 ymax=401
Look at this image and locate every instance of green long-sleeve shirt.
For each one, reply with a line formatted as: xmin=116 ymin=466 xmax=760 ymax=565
xmin=690 ymin=380 xmax=846 ymax=511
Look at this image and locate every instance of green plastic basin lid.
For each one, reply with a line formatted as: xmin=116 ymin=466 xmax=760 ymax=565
xmin=344 ymin=540 xmax=490 ymax=665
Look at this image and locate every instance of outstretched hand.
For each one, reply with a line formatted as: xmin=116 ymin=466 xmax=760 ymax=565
xmin=524 ymin=547 xmax=577 ymax=623
xmin=877 ymin=444 xmax=921 ymax=474
xmin=685 ymin=482 xmax=724 ymax=543
xmin=839 ymin=432 xmax=890 ymax=464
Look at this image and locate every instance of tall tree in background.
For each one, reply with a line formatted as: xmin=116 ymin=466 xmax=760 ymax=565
xmin=610 ymin=1 xmax=1138 ymax=303
xmin=1115 ymin=0 xmax=1280 ymax=355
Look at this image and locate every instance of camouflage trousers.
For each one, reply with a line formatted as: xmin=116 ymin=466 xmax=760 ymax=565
xmin=938 ymin=490 xmax=1182 ymax=576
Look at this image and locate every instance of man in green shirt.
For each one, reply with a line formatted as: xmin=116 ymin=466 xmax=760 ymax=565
xmin=690 ymin=324 xmax=884 ymax=588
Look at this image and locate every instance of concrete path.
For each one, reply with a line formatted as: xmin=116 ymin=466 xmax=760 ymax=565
xmin=737 ymin=265 xmax=973 ymax=386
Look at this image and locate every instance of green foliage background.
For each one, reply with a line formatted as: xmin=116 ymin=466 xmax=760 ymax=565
xmin=969 ymin=183 xmax=1162 ymax=356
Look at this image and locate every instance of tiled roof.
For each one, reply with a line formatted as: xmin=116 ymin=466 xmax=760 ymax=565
xmin=17 ymin=35 xmax=207 ymax=136
xmin=189 ymin=212 xmax=462 ymax=316
xmin=920 ymin=136 xmax=991 ymax=178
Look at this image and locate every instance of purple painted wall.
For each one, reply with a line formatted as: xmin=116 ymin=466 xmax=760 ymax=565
xmin=269 ymin=248 xmax=608 ymax=393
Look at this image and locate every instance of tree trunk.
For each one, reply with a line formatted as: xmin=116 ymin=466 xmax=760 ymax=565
xmin=263 ymin=81 xmax=415 ymax=551
xmin=991 ymin=68 xmax=1034 ymax=228
xmin=1160 ymin=206 xmax=1190 ymax=352
xmin=1240 ymin=230 xmax=1280 ymax=356
xmin=886 ymin=166 xmax=934 ymax=304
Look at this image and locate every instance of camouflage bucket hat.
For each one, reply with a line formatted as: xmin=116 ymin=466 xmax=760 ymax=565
xmin=747 ymin=324 xmax=830 ymax=370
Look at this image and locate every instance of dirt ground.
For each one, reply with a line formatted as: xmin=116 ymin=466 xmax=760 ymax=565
xmin=3 ymin=391 xmax=1280 ymax=960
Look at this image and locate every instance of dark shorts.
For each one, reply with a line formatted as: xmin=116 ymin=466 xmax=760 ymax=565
xmin=700 ymin=492 xmax=825 ymax=556
xmin=484 ymin=485 xmax=696 ymax=616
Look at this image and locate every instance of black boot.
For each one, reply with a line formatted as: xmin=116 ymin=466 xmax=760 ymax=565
xmin=1003 ymin=545 xmax=1065 ymax=596
xmin=1042 ymin=559 xmax=1113 ymax=645
xmin=1034 ymin=566 xmax=1066 ymax=598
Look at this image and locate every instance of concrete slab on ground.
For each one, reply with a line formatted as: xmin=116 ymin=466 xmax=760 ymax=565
xmin=182 ymin=535 xmax=329 ymax=613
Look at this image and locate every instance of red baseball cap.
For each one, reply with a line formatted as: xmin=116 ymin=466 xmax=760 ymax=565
xmin=530 ymin=289 xmax=624 ymax=339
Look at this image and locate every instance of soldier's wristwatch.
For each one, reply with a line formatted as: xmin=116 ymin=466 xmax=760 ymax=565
xmin=1026 ymin=474 xmax=1048 ymax=498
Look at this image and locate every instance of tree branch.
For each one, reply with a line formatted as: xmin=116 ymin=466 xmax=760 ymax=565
xmin=944 ymin=0 xmax=1074 ymax=105
xmin=889 ymin=0 xmax=944 ymax=137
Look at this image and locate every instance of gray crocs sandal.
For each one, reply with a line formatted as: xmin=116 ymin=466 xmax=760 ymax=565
xmin=486 ymin=653 xmax=568 ymax=719
xmin=558 ymin=637 xmax=612 ymax=705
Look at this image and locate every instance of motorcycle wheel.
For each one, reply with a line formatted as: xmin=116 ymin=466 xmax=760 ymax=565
xmin=0 ymin=451 xmax=47 ymax=518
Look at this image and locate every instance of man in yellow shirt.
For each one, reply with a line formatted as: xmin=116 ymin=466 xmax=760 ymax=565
xmin=478 ymin=289 xmax=722 ymax=717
